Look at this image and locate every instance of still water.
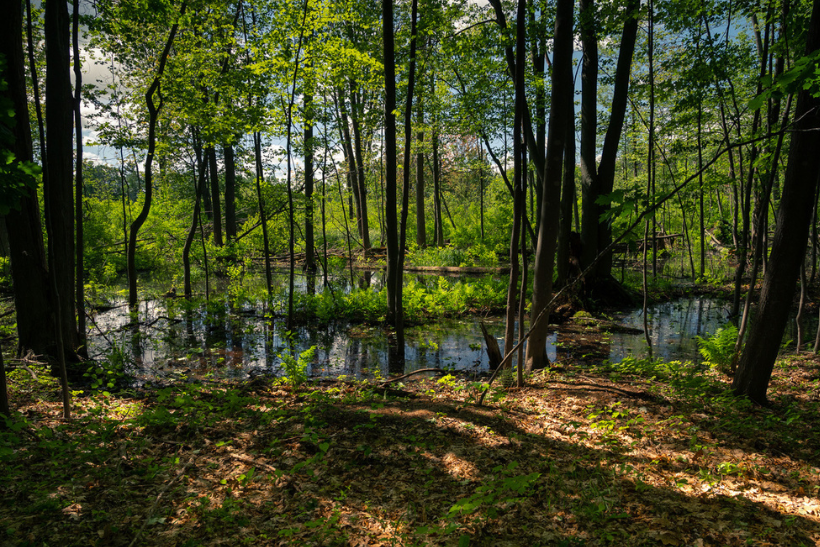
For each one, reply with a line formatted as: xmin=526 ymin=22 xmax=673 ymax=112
xmin=89 ymin=273 xmax=756 ymax=383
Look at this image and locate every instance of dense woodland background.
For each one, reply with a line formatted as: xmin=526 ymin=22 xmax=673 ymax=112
xmin=2 ymin=0 xmax=820 ymax=413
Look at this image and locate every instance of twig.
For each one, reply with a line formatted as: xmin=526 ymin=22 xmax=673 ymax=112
xmin=228 ymin=453 xmax=278 ymax=474
xmin=379 ymin=368 xmax=450 ymax=385
xmin=128 ymin=458 xmax=193 ymax=547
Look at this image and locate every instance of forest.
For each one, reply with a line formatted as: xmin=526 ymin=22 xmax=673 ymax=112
xmin=2 ymin=0 xmax=820 ymax=544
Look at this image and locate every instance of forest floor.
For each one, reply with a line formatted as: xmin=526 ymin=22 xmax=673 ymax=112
xmin=2 ymin=348 xmax=820 ymax=547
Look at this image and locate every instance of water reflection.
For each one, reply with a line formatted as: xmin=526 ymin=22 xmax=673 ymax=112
xmin=90 ymin=284 xmax=762 ymax=383
xmin=607 ymin=297 xmax=732 ymax=365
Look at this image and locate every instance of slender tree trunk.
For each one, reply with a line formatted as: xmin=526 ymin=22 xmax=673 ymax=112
xmin=127 ymin=2 xmax=185 ymax=306
xmin=432 ymin=124 xmax=444 ymax=246
xmin=349 ymin=88 xmax=371 ymax=251
xmin=207 ymin=146 xmax=223 ymax=247
xmin=304 ymin=90 xmax=316 ymax=273
xmin=254 ymin=132 xmax=272 ymax=296
xmin=395 ymin=0 xmax=419 ymax=367
xmin=384 ymin=0 xmax=400 ymax=331
xmin=698 ymin=103 xmax=705 ymax=278
xmin=285 ymin=0 xmax=309 ymax=328
xmin=416 ymin=104 xmax=426 ymax=248
xmin=72 ymin=0 xmax=85 ymax=354
xmin=525 ymin=0 xmax=573 ymax=371
xmin=556 ymin=114 xmax=576 ymax=287
xmin=184 ymin=132 xmax=207 ymax=298
xmin=517 ymin=132 xmax=528 ymax=387
xmin=224 ymin=143 xmax=237 ymax=241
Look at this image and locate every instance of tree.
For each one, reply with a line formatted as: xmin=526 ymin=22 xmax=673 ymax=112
xmin=578 ymin=0 xmax=640 ymax=285
xmin=525 ymin=0 xmax=574 ymax=371
xmin=45 ymin=0 xmax=79 ymax=357
xmin=732 ymin=0 xmax=820 ymax=404
xmin=125 ymin=0 xmax=187 ymax=306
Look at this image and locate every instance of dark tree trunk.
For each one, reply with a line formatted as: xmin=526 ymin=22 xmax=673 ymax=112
xmin=732 ymin=0 xmax=820 ymax=404
xmin=395 ymin=0 xmax=419 ymax=367
xmin=432 ymin=119 xmax=443 ymax=246
xmin=416 ymin=104 xmax=426 ymax=248
xmin=127 ymin=3 xmax=185 ymax=306
xmin=304 ymin=91 xmax=316 ymax=272
xmin=336 ymin=89 xmax=360 ymax=235
xmin=207 ymin=146 xmax=223 ymax=246
xmin=45 ymin=0 xmax=78 ymax=355
xmin=526 ymin=0 xmax=574 ymax=371
xmin=184 ymin=133 xmax=207 ymax=298
xmin=578 ymin=0 xmax=599 ymax=277
xmin=595 ymin=0 xmax=639 ymax=278
xmin=384 ymin=0 xmax=400 ymax=329
xmin=556 ymin=114 xmax=576 ymax=287
xmin=2 ymin=0 xmax=52 ymax=359
xmin=504 ymin=0 xmax=526 ymax=363
xmin=223 ymin=143 xmax=237 ymax=241
xmin=349 ymin=88 xmax=371 ymax=251
xmin=254 ymin=132 xmax=272 ymax=295
xmin=579 ymin=0 xmax=640 ymax=279
xmin=72 ymin=0 xmax=85 ymax=354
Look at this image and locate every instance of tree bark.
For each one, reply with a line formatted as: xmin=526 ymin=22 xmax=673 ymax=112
xmin=72 ymin=0 xmax=85 ymax=354
xmin=223 ymin=143 xmax=237 ymax=241
xmin=349 ymin=87 xmax=371 ymax=251
xmin=384 ymin=0 xmax=400 ymax=329
xmin=183 ymin=132 xmax=207 ymax=298
xmin=2 ymin=0 xmax=52 ymax=360
xmin=525 ymin=0 xmax=574 ymax=370
xmin=304 ymin=90 xmax=316 ymax=272
xmin=732 ymin=0 xmax=820 ymax=404
xmin=207 ymin=146 xmax=223 ymax=246
xmin=416 ymin=104 xmax=426 ymax=248
xmin=127 ymin=2 xmax=185 ymax=306
xmin=45 ymin=0 xmax=78 ymax=354
xmin=556 ymin=114 xmax=576 ymax=287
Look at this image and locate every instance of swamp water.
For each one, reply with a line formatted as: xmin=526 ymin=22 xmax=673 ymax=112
xmin=93 ymin=271 xmax=803 ymax=382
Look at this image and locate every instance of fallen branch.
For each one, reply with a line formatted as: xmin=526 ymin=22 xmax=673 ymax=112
xmin=380 ymin=368 xmax=449 ymax=385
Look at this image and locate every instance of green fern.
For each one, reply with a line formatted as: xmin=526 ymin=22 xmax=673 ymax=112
xmin=696 ymin=325 xmax=739 ymax=373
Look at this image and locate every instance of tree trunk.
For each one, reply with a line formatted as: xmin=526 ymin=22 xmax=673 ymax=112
xmin=416 ymin=104 xmax=426 ymax=248
xmin=384 ymin=0 xmax=400 ymax=330
xmin=505 ymin=0 xmax=526 ymax=366
xmin=2 ymin=0 xmax=53 ymax=360
xmin=223 ymin=143 xmax=237 ymax=241
xmin=732 ymin=0 xmax=820 ymax=404
xmin=525 ymin=0 xmax=574 ymax=371
xmin=127 ymin=3 xmax=185 ymax=306
xmin=183 ymin=133 xmax=207 ymax=298
xmin=578 ymin=0 xmax=599 ymax=277
xmin=349 ymin=87 xmax=371 ymax=251
xmin=254 ymin=132 xmax=272 ymax=295
xmin=432 ymin=123 xmax=444 ymax=246
xmin=556 ymin=114 xmax=576 ymax=287
xmin=72 ymin=0 xmax=85 ymax=355
xmin=207 ymin=146 xmax=223 ymax=246
xmin=304 ymin=91 xmax=316 ymax=272
xmin=45 ymin=0 xmax=78 ymax=355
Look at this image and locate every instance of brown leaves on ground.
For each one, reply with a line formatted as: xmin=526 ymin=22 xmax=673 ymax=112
xmin=2 ymin=355 xmax=820 ymax=546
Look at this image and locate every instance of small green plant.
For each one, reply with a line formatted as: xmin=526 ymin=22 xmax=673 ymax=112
xmin=278 ymin=346 xmax=316 ymax=388
xmin=437 ymin=374 xmax=457 ymax=387
xmin=696 ymin=325 xmax=738 ymax=373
